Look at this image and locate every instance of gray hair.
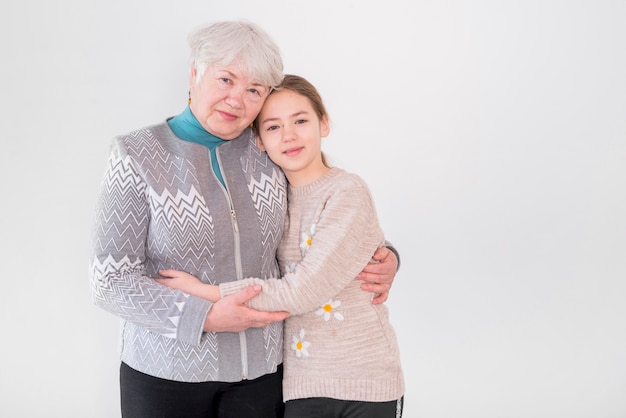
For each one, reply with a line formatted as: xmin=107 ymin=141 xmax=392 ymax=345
xmin=188 ymin=20 xmax=284 ymax=88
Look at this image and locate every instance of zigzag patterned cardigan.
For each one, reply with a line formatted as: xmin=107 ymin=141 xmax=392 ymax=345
xmin=90 ymin=122 xmax=287 ymax=382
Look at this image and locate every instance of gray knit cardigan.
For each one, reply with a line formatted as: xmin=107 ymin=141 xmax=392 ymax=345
xmin=89 ymin=121 xmax=287 ymax=382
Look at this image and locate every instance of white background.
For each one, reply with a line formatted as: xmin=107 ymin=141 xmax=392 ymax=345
xmin=1 ymin=1 xmax=625 ymax=417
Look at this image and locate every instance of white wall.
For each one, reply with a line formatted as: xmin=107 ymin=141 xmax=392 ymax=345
xmin=1 ymin=1 xmax=625 ymax=417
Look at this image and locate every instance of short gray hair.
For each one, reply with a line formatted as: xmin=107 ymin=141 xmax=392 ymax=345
xmin=188 ymin=20 xmax=284 ymax=88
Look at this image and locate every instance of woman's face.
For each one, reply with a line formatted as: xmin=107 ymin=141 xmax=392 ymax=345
xmin=189 ymin=63 xmax=270 ymax=140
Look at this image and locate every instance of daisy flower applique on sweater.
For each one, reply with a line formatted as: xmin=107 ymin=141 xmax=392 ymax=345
xmin=300 ymin=223 xmax=316 ymax=253
xmin=291 ymin=328 xmax=310 ymax=358
xmin=316 ymin=299 xmax=344 ymax=321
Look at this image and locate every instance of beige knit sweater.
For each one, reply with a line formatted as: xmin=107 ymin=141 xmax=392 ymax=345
xmin=219 ymin=167 xmax=404 ymax=402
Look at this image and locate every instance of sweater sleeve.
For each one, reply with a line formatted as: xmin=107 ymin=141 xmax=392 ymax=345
xmin=89 ymin=137 xmax=211 ymax=346
xmin=219 ymin=181 xmax=384 ymax=314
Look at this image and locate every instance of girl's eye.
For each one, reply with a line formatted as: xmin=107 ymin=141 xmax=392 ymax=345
xmin=295 ymin=119 xmax=307 ymax=125
xmin=266 ymin=125 xmax=279 ymax=131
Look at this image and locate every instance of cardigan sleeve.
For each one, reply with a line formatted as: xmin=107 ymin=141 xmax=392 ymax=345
xmin=219 ymin=180 xmax=385 ymax=314
xmin=89 ymin=137 xmax=211 ymax=346
xmin=384 ymin=240 xmax=401 ymax=271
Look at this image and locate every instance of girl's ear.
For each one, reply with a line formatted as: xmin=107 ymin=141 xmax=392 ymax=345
xmin=320 ymin=115 xmax=331 ymax=138
xmin=256 ymin=135 xmax=266 ymax=151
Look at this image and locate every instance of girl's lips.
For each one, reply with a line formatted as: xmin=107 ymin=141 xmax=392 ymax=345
xmin=284 ymin=147 xmax=303 ymax=157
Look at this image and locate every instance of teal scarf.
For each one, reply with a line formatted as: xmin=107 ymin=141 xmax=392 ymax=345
xmin=168 ymin=106 xmax=226 ymax=186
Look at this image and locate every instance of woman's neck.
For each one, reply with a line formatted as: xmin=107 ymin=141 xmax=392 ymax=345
xmin=168 ymin=106 xmax=226 ymax=147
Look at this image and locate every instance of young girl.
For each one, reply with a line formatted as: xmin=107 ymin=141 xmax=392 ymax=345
xmin=157 ymin=74 xmax=405 ymax=418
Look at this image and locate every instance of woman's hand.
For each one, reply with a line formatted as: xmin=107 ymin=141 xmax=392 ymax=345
xmin=155 ymin=270 xmax=289 ymax=332
xmin=356 ymin=247 xmax=398 ymax=304
xmin=203 ymin=285 xmax=290 ymax=332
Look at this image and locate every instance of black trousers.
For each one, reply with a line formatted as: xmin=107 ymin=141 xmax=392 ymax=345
xmin=120 ymin=362 xmax=284 ymax=418
xmin=284 ymin=396 xmax=404 ymax=418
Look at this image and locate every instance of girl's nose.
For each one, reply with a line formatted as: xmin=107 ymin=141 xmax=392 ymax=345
xmin=281 ymin=125 xmax=296 ymax=142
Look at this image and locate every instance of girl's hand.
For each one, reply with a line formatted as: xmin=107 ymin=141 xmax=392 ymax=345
xmin=155 ymin=269 xmax=213 ymax=300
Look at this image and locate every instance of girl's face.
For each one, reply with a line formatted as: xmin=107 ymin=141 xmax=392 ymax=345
xmin=189 ymin=63 xmax=270 ymax=140
xmin=257 ymin=89 xmax=330 ymax=187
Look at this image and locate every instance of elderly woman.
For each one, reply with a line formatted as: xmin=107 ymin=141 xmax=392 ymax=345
xmin=90 ymin=21 xmax=399 ymax=418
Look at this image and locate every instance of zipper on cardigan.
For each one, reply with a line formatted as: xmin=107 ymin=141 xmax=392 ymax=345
xmin=216 ymin=147 xmax=248 ymax=380
xmin=231 ymin=208 xmax=248 ymax=379
xmin=230 ymin=210 xmax=239 ymax=233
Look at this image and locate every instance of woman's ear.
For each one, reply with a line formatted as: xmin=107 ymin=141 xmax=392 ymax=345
xmin=189 ymin=63 xmax=198 ymax=87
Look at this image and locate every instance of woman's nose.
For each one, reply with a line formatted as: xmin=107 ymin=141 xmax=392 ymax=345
xmin=224 ymin=96 xmax=241 ymax=109
xmin=224 ymin=88 xmax=244 ymax=108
